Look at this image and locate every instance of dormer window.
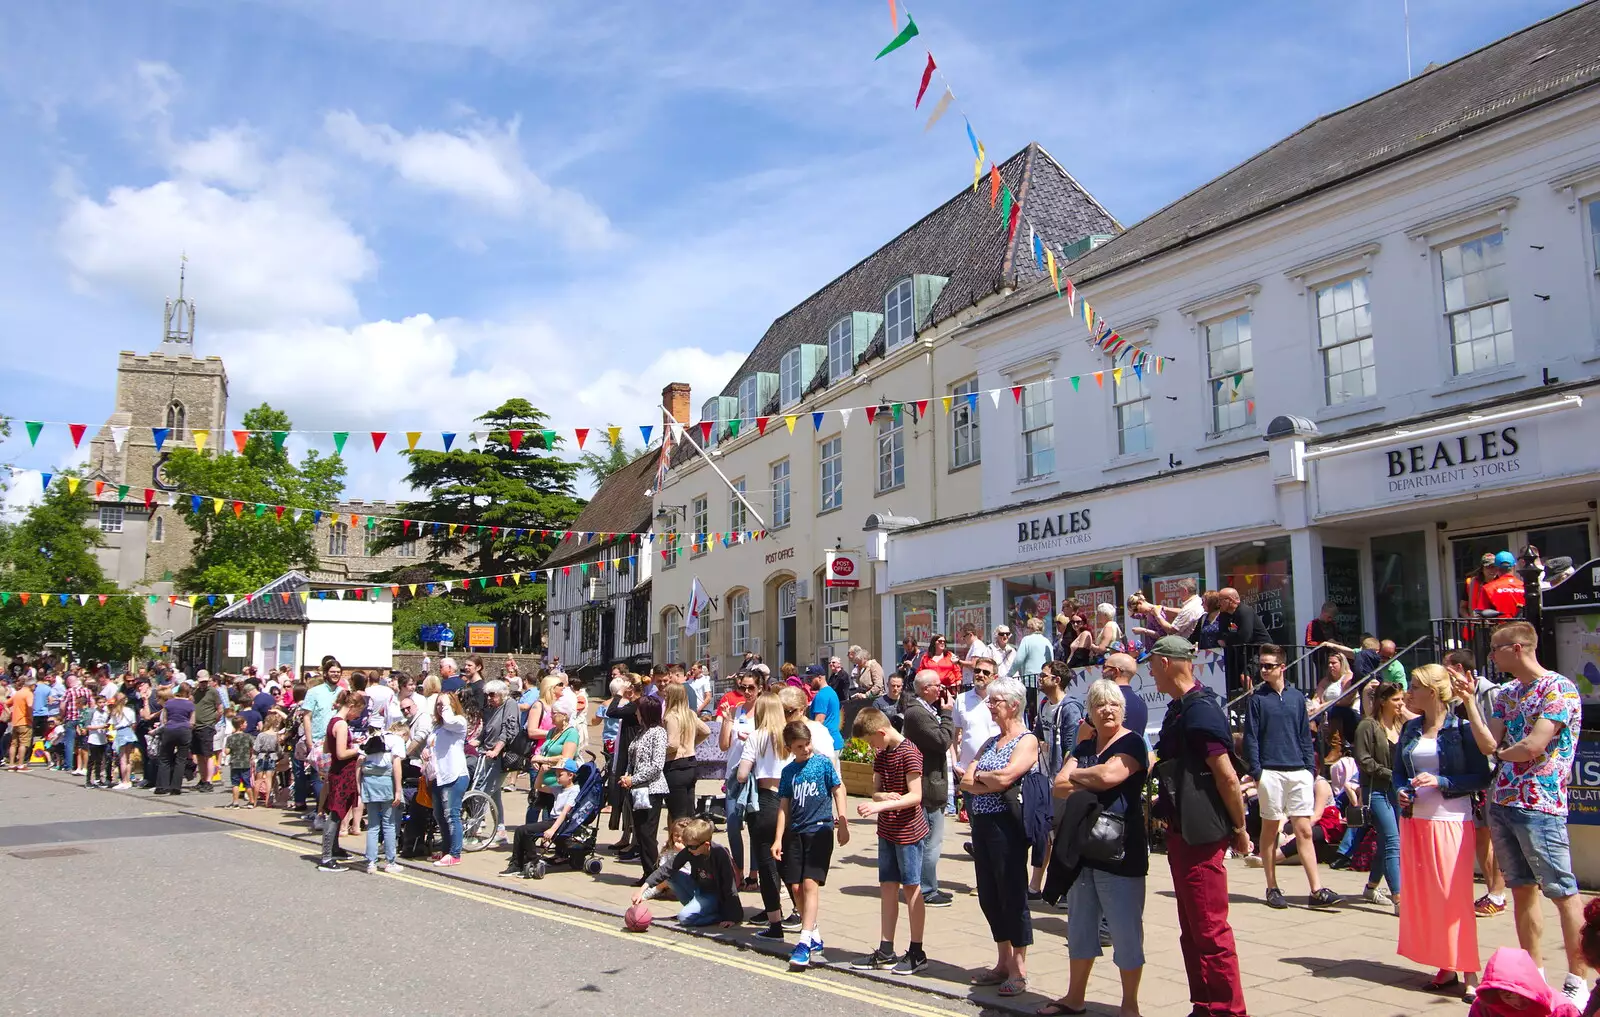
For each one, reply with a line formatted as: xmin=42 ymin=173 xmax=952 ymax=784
xmin=884 ymin=278 xmax=915 ymax=350
xmin=827 ymin=318 xmax=854 ymax=384
xmin=780 ymin=345 xmax=826 ymax=408
xmin=738 ymin=376 xmax=759 ymax=422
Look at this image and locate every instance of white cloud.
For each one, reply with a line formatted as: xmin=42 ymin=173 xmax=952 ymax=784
xmin=170 ymin=126 xmax=267 ymax=190
xmin=324 ymin=110 xmax=614 ymax=250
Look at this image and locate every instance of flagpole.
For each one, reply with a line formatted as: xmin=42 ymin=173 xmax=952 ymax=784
xmin=658 ymin=404 xmax=768 ymax=530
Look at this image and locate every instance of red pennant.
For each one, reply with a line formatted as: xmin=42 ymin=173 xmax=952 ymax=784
xmin=97 ymin=595 xmax=107 ymax=606
xmin=280 ymin=592 xmax=291 ymax=603
xmin=169 ymin=595 xmax=178 ymax=605
xmin=698 ymin=421 xmax=713 ymax=444
xmin=1011 ymin=386 xmax=1024 ymax=403
xmin=19 ymin=593 xmax=29 ymax=605
xmin=915 ymin=52 xmax=937 ymax=108
xmin=232 ymin=500 xmax=244 ymax=518
xmin=508 ymin=429 xmax=524 ymax=451
xmin=865 ymin=406 xmax=878 ymax=425
xmin=1247 ymin=399 xmax=1256 ymax=415
xmin=244 ymin=594 xmax=254 ymax=602
xmin=143 ymin=488 xmax=154 ymax=507
xmin=562 ymin=566 xmax=571 ymax=576
xmin=274 ymin=505 xmax=285 ymax=520
xmin=1005 ymin=199 xmax=1020 ymax=247
xmin=232 ymin=430 xmax=249 ymax=453
xmin=574 ymin=428 xmax=589 ymax=449
xmin=94 ymin=481 xmax=105 ymax=497
xmin=402 ymin=520 xmax=412 ymax=534
xmin=989 ymin=163 xmax=1001 ymax=208
xmin=490 ymin=526 xmax=500 ymax=537
xmin=390 ymin=585 xmax=399 ymax=597
xmin=371 ymin=432 xmax=386 ymax=452
xmin=69 ymin=423 xmax=86 ymax=448
xmin=494 ymin=575 xmax=504 ymax=586
xmin=756 ymin=417 xmax=769 ymax=436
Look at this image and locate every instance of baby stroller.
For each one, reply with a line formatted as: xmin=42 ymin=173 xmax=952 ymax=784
xmin=523 ymin=761 xmax=606 ymax=879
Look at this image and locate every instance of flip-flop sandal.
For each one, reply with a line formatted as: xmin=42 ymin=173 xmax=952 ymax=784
xmin=998 ymin=978 xmax=1028 ymax=997
xmin=969 ymin=969 xmax=1006 ymax=986
xmin=1035 ymin=1003 xmax=1086 ymax=1016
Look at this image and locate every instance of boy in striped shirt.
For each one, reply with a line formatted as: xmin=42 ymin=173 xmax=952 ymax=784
xmin=850 ymin=707 xmax=930 ymax=975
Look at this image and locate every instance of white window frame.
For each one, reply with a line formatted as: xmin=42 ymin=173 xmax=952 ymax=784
xmin=729 ymin=590 xmax=750 ymax=654
xmin=99 ymin=505 xmax=123 ymax=533
xmin=1315 ymin=275 xmax=1376 ymax=406
xmin=1439 ymin=230 xmax=1513 ymax=376
xmin=770 ymin=459 xmax=791 ymax=528
xmin=328 ymin=522 xmax=349 ymax=557
xmin=1018 ymin=378 xmax=1054 ymax=482
xmin=883 ymin=278 xmax=916 ymax=351
xmin=664 ymin=608 xmax=681 ymax=663
xmin=695 ymin=624 xmax=711 ymax=664
xmin=691 ymin=496 xmax=709 ymax=557
xmin=827 ymin=317 xmax=854 ymax=384
xmin=823 ymin=580 xmax=849 ymax=644
xmin=729 ymin=478 xmax=747 ymax=533
xmin=738 ymin=376 xmax=759 ymax=424
xmin=1112 ymin=360 xmax=1153 ymax=456
xmin=1202 ymin=311 xmax=1255 ymax=435
xmin=780 ymin=348 xmax=804 ymax=408
xmin=818 ymin=435 xmax=843 ymax=513
xmin=950 ymin=377 xmax=980 ymax=470
xmin=876 ymin=411 xmax=904 ymax=492
xmin=661 ymin=529 xmax=679 ymax=570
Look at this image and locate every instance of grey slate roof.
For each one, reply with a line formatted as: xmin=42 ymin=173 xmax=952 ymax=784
xmin=211 ymin=571 xmax=311 ymax=623
xmin=990 ymin=1 xmax=1600 ymax=306
xmin=713 ymin=142 xmax=1119 ymax=399
xmin=543 ymin=451 xmax=656 ymax=568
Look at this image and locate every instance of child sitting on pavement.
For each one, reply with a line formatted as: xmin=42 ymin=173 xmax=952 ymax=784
xmin=632 ymin=816 xmax=742 ymax=928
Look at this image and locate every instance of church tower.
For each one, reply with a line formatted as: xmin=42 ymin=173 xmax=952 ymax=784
xmin=86 ymin=260 xmax=229 ymax=648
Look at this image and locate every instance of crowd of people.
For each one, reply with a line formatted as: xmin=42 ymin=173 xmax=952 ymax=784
xmin=1 ymin=608 xmax=1597 ymax=1017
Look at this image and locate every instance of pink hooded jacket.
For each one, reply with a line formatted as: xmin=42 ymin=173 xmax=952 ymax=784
xmin=1468 ymin=948 xmax=1581 ymax=1017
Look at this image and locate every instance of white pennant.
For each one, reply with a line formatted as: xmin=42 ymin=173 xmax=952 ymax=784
xmin=77 ymin=594 xmax=90 ymax=606
xmin=164 ymin=493 xmax=176 ymax=507
xmin=334 ymin=589 xmax=345 ymax=599
xmin=111 ymin=426 xmax=129 ymax=452
xmin=989 ymin=388 xmax=1003 ymax=409
xmin=292 ymin=508 xmax=304 ymax=522
xmin=468 ymin=432 xmax=481 ymax=446
xmin=669 ymin=422 xmax=684 ymax=444
xmin=839 ymin=408 xmax=852 ymax=429
xmin=225 ymin=594 xmax=236 ymax=605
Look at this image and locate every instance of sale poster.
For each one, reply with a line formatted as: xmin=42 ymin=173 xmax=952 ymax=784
xmin=1151 ymin=573 xmax=1200 ymax=608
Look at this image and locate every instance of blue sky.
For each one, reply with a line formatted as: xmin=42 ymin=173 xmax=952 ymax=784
xmin=0 ymin=0 xmax=1577 ymax=510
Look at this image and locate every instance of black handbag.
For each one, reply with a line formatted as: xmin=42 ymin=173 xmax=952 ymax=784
xmin=1079 ymin=805 xmax=1127 ymax=863
xmin=1342 ymin=784 xmax=1370 ymax=828
xmin=500 ymin=729 xmax=534 ymax=772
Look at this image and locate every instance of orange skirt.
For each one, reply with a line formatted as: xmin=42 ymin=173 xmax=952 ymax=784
xmin=1397 ymin=817 xmax=1479 ymax=973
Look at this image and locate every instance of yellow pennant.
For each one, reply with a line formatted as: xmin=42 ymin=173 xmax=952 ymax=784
xmin=511 ymin=573 xmax=521 ymax=585
xmin=406 ymin=431 xmax=422 ymax=451
xmin=941 ymin=395 xmax=953 ymax=414
xmin=448 ymin=523 xmax=458 ymax=536
xmin=187 ymin=595 xmax=198 ymax=607
xmin=1083 ymin=300 xmax=1093 ymax=331
xmin=972 ymin=142 xmax=985 ymax=192
xmin=67 ymin=477 xmax=80 ymax=494
xmin=1046 ymin=248 xmax=1059 ymax=293
xmin=607 ymin=426 xmax=621 ymax=446
xmin=1112 ymin=367 xmax=1123 ymax=383
xmin=212 ymin=498 xmax=223 ymax=515
xmin=192 ymin=429 xmax=209 ymax=453
xmin=300 ymin=591 xmax=310 ymax=603
xmin=784 ymin=415 xmax=797 ymax=434
xmin=407 ymin=584 xmax=417 ymax=596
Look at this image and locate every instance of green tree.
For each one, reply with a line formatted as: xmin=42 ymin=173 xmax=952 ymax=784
xmin=0 ymin=479 xmax=149 ymax=663
xmin=390 ymin=594 xmax=489 ymax=650
xmin=162 ymin=404 xmax=345 ymax=596
xmin=369 ymin=399 xmax=585 ymax=633
xmin=576 ymin=425 xmax=632 ymax=488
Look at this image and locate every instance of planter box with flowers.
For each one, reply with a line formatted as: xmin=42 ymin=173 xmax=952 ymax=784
xmin=838 ymin=737 xmax=876 ymax=798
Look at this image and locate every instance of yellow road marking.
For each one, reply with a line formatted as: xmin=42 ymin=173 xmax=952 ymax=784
xmin=225 ymin=833 xmax=970 ymax=1017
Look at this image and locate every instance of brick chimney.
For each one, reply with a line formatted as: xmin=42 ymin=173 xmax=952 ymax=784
xmin=662 ymin=382 xmax=691 ymax=429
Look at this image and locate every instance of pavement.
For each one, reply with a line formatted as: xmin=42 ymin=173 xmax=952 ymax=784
xmin=5 ymin=766 xmax=1591 ymax=1017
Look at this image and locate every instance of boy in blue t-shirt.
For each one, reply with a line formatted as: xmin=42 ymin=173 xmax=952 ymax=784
xmin=773 ymin=719 xmax=848 ymax=971
xmin=805 ymin=664 xmax=843 ymax=750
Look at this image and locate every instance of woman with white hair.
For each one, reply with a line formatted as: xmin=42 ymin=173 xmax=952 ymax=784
xmin=958 ymin=676 xmax=1039 ymax=997
xmin=477 ymin=679 xmax=520 ymax=845
xmin=526 ymin=701 xmax=581 ymax=824
xmin=1042 ymin=679 xmax=1148 ymax=1017
xmin=1008 ymin=616 xmax=1055 ymax=682
xmin=1091 ymin=604 xmax=1124 ymax=662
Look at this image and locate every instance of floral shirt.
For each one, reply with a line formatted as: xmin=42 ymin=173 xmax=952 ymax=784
xmin=1490 ymin=671 xmax=1582 ymax=817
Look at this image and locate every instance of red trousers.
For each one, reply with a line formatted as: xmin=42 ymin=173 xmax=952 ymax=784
xmin=1166 ymin=833 xmax=1248 ymax=1017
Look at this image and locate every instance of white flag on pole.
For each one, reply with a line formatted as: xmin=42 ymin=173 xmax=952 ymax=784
xmin=684 ymin=576 xmax=712 ymax=637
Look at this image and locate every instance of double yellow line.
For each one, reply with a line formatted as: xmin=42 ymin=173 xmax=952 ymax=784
xmin=226 ymin=832 xmax=971 ymax=1017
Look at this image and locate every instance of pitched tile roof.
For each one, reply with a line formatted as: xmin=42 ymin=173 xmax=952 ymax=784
xmin=996 ymin=2 xmax=1600 ymax=303
xmin=712 ymin=142 xmax=1119 ymax=398
xmin=211 ymin=571 xmax=310 ymax=624
xmin=543 ymin=451 xmax=657 ymax=568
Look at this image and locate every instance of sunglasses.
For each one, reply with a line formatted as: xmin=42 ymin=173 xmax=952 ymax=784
xmin=973 ymin=669 xmax=997 ymax=678
xmin=739 ymin=684 xmax=758 ymax=692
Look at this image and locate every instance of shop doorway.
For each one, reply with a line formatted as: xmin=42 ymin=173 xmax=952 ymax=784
xmin=777 ymin=580 xmax=797 ymax=667
xmin=1448 ymin=521 xmax=1592 ymax=618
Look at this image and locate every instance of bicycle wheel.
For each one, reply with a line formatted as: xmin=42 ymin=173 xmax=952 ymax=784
xmin=460 ymin=790 xmax=498 ymax=852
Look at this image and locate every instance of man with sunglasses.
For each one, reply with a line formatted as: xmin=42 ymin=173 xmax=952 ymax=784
xmin=1241 ymin=643 xmax=1342 ymax=910
xmin=951 ymin=655 xmax=1000 ymax=823
xmin=1463 ymin=621 xmax=1590 ymax=1009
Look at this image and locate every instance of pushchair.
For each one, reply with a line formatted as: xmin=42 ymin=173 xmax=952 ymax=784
xmin=522 ymin=761 xmax=606 ymax=879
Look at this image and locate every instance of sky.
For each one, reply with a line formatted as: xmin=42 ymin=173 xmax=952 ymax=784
xmin=0 ymin=0 xmax=1579 ymax=514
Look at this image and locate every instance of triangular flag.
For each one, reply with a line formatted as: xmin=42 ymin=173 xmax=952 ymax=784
xmin=233 ymin=430 xmax=249 ymax=453
xmin=756 ymin=417 xmax=769 ymax=436
xmin=923 ymin=87 xmax=953 ymax=131
xmin=972 ymin=140 xmax=985 ymax=192
xmin=97 ymin=595 xmax=106 ymax=606
xmin=442 ymin=432 xmax=456 ymax=452
xmin=407 ymin=584 xmax=417 ymax=596
xmin=726 ymin=419 xmax=741 ymax=439
xmin=874 ymin=14 xmax=918 ymax=58
xmin=915 ymin=52 xmax=936 ymax=107
xmin=1063 ymin=277 xmax=1076 ymax=313
xmin=254 ymin=503 xmax=266 ymax=518
xmin=892 ymin=403 xmax=903 ymax=423
xmin=999 ymin=184 xmax=1012 ymax=226
xmin=275 ymin=505 xmax=285 ymax=520
xmin=111 ymin=426 xmax=128 ymax=452
xmin=1094 ymin=372 xmax=1104 ymax=388
xmin=864 ymin=406 xmax=877 ymax=425
xmin=1011 ymin=385 xmax=1024 ymax=404
xmin=152 ymin=427 xmax=169 ymax=451
xmin=18 ymin=593 xmax=27 ymax=605
xmin=540 ymin=429 xmax=556 ymax=449
xmin=574 ymin=428 xmax=589 ymax=449
xmin=784 ymin=415 xmax=797 ymax=434
xmin=1047 ymin=248 xmax=1060 ymax=293
xmin=1031 ymin=227 xmax=1044 ymax=270
xmin=272 ymin=431 xmax=288 ymax=450
xmin=966 ymin=392 xmax=978 ymax=414
xmin=607 ymin=426 xmax=620 ymax=447
xmin=370 ymin=432 xmax=386 ymax=452
xmin=24 ymin=421 xmax=42 ymax=445
xmin=508 ymin=430 xmax=524 ymax=451
xmin=116 ymin=484 xmax=129 ymax=501
xmin=40 ymin=473 xmax=51 ymax=492
xmin=941 ymin=395 xmax=952 ymax=414
xmin=811 ymin=412 xmax=824 ymax=432
xmin=839 ymin=407 xmax=852 ymax=429
xmin=406 ymin=431 xmax=422 ymax=451
xmin=233 ymin=500 xmax=244 ymax=517
xmin=1133 ymin=364 xmax=1143 ymax=379
xmin=1112 ymin=367 xmax=1123 ymax=384
xmin=639 ymin=425 xmax=653 ymax=445
xmin=989 ymin=163 xmax=1001 ymax=208
xmin=989 ymin=389 xmax=1002 ymax=409
xmin=1070 ymin=376 xmax=1080 ymax=392
xmin=143 ymin=488 xmax=154 ymax=508
xmin=1005 ymin=195 xmax=1020 ymax=247
xmin=78 ymin=594 xmax=89 ymax=606
xmin=699 ymin=421 xmax=713 ymax=443
xmin=68 ymin=423 xmax=86 ymax=448
xmin=212 ymin=498 xmax=223 ymax=514
xmin=192 ymin=429 xmax=208 ymax=452
xmin=332 ymin=432 xmax=348 ymax=454
xmin=67 ymin=477 xmax=80 ymax=495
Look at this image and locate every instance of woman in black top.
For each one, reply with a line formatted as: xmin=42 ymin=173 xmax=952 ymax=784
xmin=1045 ymin=678 xmax=1148 ymax=1017
xmin=154 ymin=686 xmax=195 ymax=796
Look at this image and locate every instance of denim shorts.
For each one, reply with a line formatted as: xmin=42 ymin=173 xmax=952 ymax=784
xmin=877 ymin=837 xmax=924 ymax=886
xmin=1486 ymin=802 xmax=1579 ymax=899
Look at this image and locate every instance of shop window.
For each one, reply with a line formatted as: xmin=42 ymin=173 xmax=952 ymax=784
xmin=1002 ymin=573 xmax=1055 ymax=633
xmin=1204 ymin=312 xmax=1254 ymax=434
xmin=1316 ymin=276 xmax=1376 ymax=405
xmin=1372 ymin=531 xmax=1430 ymax=648
xmin=950 ymin=377 xmax=980 ymax=469
xmin=895 ymin=591 xmax=937 ymax=654
xmin=770 ymin=459 xmax=791 ymax=528
xmin=261 ymin=630 xmax=297 ymax=672
xmin=1112 ymin=362 xmax=1152 ymax=455
xmin=1137 ymin=549 xmax=1206 ymax=607
xmin=1440 ymin=231 xmax=1512 ymax=376
xmin=943 ymin=582 xmax=990 ymax=644
xmin=1018 ymin=379 xmax=1054 ymax=481
xmin=1062 ymin=561 xmax=1124 ymax=617
xmin=1216 ymin=537 xmax=1295 ymax=646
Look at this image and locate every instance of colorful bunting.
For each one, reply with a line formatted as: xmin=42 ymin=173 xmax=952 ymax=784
xmin=406 ymin=431 xmax=422 ymax=451
xmin=69 ymin=423 xmax=86 ymax=448
xmin=152 ymin=427 xmax=169 ymax=451
xmin=915 ymin=52 xmax=936 ymax=107
xmin=874 ymin=14 xmax=918 ymax=59
xmin=25 ymin=421 xmax=42 ymax=446
xmin=233 ymin=430 xmax=249 ymax=453
xmin=332 ymin=432 xmax=348 ymax=455
xmin=192 ymin=429 xmax=209 ymax=453
xmin=923 ymin=88 xmax=953 ymax=130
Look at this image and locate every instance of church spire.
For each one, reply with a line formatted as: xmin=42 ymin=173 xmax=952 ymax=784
xmin=161 ymin=254 xmax=196 ymax=353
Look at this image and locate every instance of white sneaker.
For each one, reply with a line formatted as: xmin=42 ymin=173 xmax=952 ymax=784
xmin=1245 ymin=855 xmax=1264 ymax=868
xmin=1362 ymin=885 xmax=1393 ymax=906
xmin=366 ymin=862 xmax=378 ymax=874
xmin=114 ymin=782 xmax=133 ymax=790
xmin=312 ymin=816 xmax=326 ymax=832
xmin=382 ymin=861 xmax=404 ymax=873
xmin=72 ymin=768 xmax=86 ymax=776
xmin=1561 ymin=976 xmax=1590 ymax=1011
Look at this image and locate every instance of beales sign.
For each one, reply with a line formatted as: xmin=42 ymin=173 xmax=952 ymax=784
xmin=1375 ymin=424 xmax=1538 ymax=502
xmin=1016 ymin=508 xmax=1094 ymax=556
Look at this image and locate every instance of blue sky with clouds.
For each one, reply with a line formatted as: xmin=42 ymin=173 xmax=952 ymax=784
xmin=0 ymin=0 xmax=1576 ymax=510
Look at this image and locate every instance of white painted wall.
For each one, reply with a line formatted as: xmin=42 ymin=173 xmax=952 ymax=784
xmin=304 ymin=598 xmax=393 ymax=670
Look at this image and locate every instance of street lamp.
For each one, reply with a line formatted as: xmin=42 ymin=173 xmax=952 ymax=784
xmin=654 ymin=504 xmax=686 ymax=527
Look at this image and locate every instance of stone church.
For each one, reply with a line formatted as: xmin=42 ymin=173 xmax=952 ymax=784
xmin=85 ymin=268 xmax=437 ymax=650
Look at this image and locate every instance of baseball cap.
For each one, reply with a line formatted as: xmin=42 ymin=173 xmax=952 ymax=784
xmin=1151 ymin=634 xmax=1197 ymax=661
xmin=803 ymin=664 xmax=825 ymax=678
xmin=1494 ymin=551 xmax=1517 ymax=567
xmin=1480 ymin=552 xmax=1497 ymax=566
xmin=560 ymin=758 xmax=580 ymax=773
